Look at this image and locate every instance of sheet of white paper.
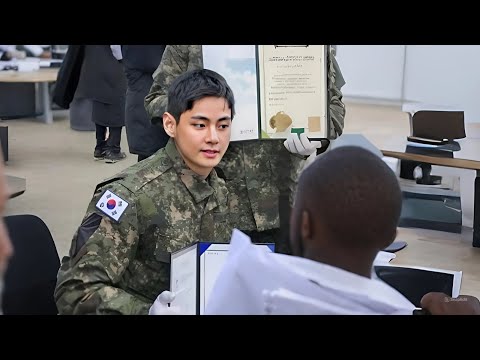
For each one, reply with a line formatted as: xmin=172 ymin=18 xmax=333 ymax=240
xmin=199 ymin=243 xmax=230 ymax=314
xmin=170 ymin=243 xmax=198 ymax=315
xmin=199 ymin=241 xmax=274 ymax=314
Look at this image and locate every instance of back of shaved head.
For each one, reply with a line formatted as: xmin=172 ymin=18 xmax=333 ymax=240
xmin=291 ymin=146 xmax=402 ymax=255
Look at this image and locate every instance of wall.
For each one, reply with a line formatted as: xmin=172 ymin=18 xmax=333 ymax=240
xmin=336 ymin=45 xmax=480 ymax=123
xmin=403 ymin=45 xmax=480 ymax=123
xmin=335 ymin=45 xmax=406 ymax=103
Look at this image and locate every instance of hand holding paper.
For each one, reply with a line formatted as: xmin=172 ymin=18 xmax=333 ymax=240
xmin=420 ymin=292 xmax=480 ymax=315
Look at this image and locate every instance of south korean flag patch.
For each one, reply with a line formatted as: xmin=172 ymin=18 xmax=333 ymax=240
xmin=96 ymin=190 xmax=129 ymax=222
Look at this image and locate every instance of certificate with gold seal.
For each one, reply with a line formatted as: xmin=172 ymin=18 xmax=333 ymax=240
xmin=257 ymin=45 xmax=329 ymax=139
xmin=202 ymin=45 xmax=329 ymax=141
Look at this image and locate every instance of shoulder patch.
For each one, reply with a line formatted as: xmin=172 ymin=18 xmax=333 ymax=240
xmin=95 ymin=190 xmax=129 ymax=222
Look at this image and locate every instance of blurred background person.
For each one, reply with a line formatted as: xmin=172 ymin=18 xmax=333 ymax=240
xmin=0 ymin=45 xmax=25 ymax=60
xmin=121 ymin=45 xmax=169 ymax=162
xmin=17 ymin=45 xmax=51 ymax=59
xmin=0 ymin=45 xmax=51 ymax=60
xmin=71 ymin=45 xmax=127 ymax=163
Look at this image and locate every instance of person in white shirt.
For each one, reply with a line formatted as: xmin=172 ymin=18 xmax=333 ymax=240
xmin=149 ymin=146 xmax=480 ymax=315
xmin=204 ymin=146 xmax=417 ymax=315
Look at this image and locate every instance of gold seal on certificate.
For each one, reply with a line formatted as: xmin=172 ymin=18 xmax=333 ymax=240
xmin=258 ymin=45 xmax=329 ymax=139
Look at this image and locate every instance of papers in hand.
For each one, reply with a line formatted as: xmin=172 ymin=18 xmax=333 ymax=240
xmin=169 ymin=231 xmax=275 ymax=315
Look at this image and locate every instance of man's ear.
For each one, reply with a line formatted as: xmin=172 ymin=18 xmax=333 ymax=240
xmin=163 ymin=112 xmax=177 ymax=138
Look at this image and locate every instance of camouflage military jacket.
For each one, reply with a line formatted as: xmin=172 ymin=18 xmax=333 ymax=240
xmin=54 ymin=139 xmax=230 ymax=315
xmin=219 ymin=140 xmax=304 ymax=232
xmin=143 ymin=44 xmax=346 ymax=239
xmin=145 ymin=45 xmax=203 ymax=126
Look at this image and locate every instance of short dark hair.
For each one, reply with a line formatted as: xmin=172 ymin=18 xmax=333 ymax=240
xmin=295 ymin=146 xmax=402 ymax=249
xmin=166 ymin=69 xmax=235 ymax=123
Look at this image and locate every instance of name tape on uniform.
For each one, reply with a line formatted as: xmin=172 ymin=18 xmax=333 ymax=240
xmin=96 ymin=190 xmax=129 ymax=222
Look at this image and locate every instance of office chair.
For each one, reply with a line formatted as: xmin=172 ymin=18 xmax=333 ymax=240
xmin=399 ymin=110 xmax=465 ymax=234
xmin=2 ymin=214 xmax=60 ymax=315
xmin=402 ymin=110 xmax=465 ymax=185
xmin=408 ymin=110 xmax=466 ymax=141
xmin=51 ymin=45 xmax=68 ymax=60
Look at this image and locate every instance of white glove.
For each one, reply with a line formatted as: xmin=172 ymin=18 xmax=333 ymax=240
xmin=149 ymin=291 xmax=182 ymax=315
xmin=284 ymin=133 xmax=323 ymax=157
xmin=110 ymin=45 xmax=123 ymax=60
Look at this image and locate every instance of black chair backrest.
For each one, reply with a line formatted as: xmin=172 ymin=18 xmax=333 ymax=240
xmin=411 ymin=110 xmax=466 ymax=140
xmin=2 ymin=215 xmax=60 ymax=315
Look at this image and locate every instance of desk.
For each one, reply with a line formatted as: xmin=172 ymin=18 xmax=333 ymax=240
xmin=360 ymin=131 xmax=480 ymax=247
xmin=392 ymin=227 xmax=480 ymax=298
xmin=0 ymin=69 xmax=58 ymax=124
xmin=6 ymin=175 xmax=26 ymax=199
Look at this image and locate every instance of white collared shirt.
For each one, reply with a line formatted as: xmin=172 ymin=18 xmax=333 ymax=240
xmin=205 ymin=230 xmax=416 ymax=315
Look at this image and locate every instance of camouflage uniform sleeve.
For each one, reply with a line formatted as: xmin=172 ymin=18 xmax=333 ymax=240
xmin=328 ymin=47 xmax=347 ymax=139
xmin=54 ymin=183 xmax=149 ymax=315
xmin=286 ymin=154 xmax=305 ymax=207
xmin=144 ymin=45 xmax=204 ymax=125
xmin=268 ymin=140 xmax=305 ymax=207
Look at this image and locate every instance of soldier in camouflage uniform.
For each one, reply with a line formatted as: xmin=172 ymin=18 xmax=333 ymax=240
xmin=145 ymin=45 xmax=346 ymax=254
xmin=55 ymin=69 xmax=235 ymax=315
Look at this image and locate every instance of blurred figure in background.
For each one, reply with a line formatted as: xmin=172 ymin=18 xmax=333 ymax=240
xmin=74 ymin=45 xmax=127 ymax=163
xmin=0 ymin=45 xmax=25 ymax=60
xmin=121 ymin=45 xmax=169 ymax=162
xmin=17 ymin=45 xmax=51 ymax=59
xmin=0 ymin=45 xmax=51 ymax=60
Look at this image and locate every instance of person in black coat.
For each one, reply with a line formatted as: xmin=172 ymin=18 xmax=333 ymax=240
xmin=121 ymin=45 xmax=169 ymax=162
xmin=74 ymin=45 xmax=127 ymax=163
